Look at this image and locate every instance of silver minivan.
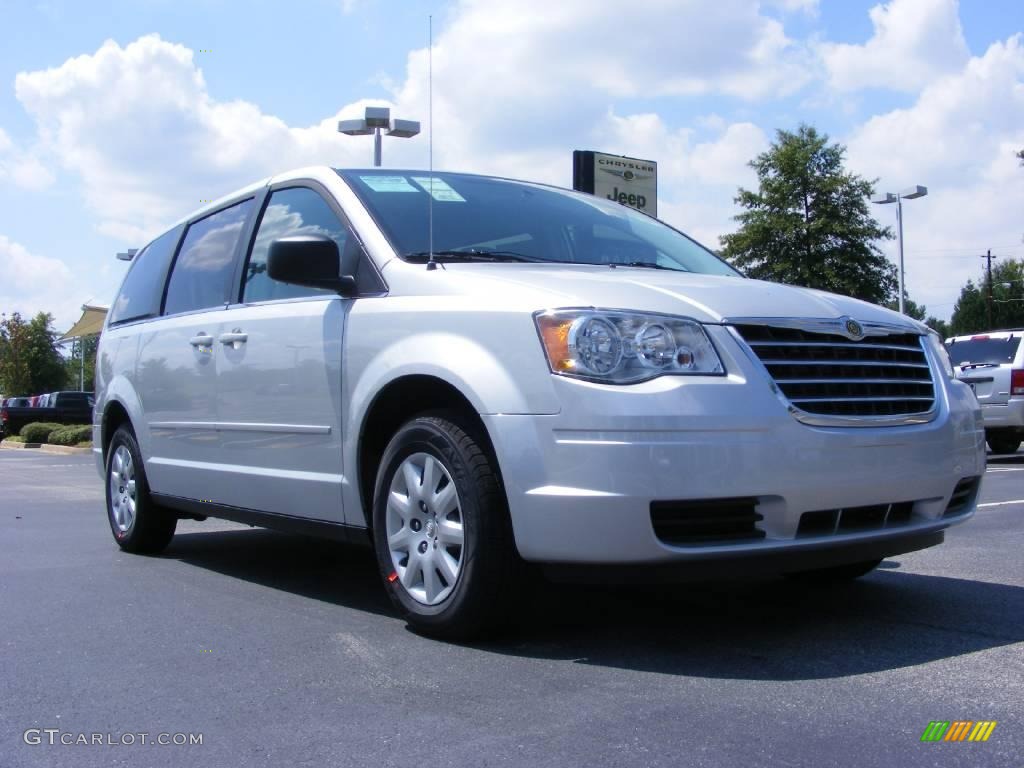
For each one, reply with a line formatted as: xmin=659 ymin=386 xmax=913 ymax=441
xmin=95 ymin=166 xmax=985 ymax=637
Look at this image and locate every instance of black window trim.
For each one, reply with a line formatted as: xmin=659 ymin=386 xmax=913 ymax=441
xmin=230 ymin=178 xmax=387 ymax=309
xmin=159 ymin=193 xmax=262 ymax=320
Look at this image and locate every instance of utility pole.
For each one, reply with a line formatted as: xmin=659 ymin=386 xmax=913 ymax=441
xmin=982 ymin=249 xmax=997 ymax=331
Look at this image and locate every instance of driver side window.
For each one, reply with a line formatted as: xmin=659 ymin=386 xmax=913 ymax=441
xmin=243 ymin=187 xmax=349 ymax=303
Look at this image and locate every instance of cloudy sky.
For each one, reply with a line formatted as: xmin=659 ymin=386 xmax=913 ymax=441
xmin=1 ymin=0 xmax=1022 ymax=328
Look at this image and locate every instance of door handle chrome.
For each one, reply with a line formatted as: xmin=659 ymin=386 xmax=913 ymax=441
xmin=218 ymin=330 xmax=248 ymax=345
xmin=189 ymin=334 xmax=214 ymax=347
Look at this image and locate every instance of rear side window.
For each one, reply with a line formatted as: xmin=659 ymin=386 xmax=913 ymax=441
xmin=947 ymin=337 xmax=1021 ymax=366
xmin=109 ymin=227 xmax=180 ymax=325
xmin=164 ymin=199 xmax=254 ymax=316
xmin=243 ymin=188 xmax=347 ymax=303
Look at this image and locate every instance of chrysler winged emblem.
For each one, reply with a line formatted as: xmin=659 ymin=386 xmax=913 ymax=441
xmin=843 ymin=317 xmax=865 ymax=340
xmin=599 ymin=168 xmax=653 ymax=182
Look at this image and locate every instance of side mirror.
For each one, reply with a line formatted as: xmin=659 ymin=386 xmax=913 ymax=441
xmin=267 ymin=235 xmax=356 ymax=296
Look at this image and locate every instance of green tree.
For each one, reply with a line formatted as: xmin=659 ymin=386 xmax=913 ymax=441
xmin=950 ymin=259 xmax=1024 ymax=335
xmin=0 ymin=311 xmax=68 ymax=396
xmin=720 ymin=124 xmax=896 ymax=305
xmin=64 ymin=335 xmax=99 ymax=392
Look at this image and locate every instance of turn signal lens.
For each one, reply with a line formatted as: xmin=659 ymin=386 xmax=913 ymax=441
xmin=536 ymin=315 xmax=575 ymax=371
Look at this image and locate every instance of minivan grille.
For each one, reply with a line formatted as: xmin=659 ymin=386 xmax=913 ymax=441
xmin=650 ymin=498 xmax=764 ymax=545
xmin=733 ymin=324 xmax=935 ymax=418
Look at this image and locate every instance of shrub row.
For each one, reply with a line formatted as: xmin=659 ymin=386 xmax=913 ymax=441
xmin=17 ymin=422 xmax=92 ymax=445
xmin=49 ymin=425 xmax=93 ymax=446
xmin=19 ymin=422 xmax=65 ymax=443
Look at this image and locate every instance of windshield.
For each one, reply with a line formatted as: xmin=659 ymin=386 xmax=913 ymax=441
xmin=338 ymin=170 xmax=740 ymax=276
xmin=946 ymin=336 xmax=1021 ymax=366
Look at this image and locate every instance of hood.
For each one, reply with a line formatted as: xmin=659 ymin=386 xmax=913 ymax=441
xmin=404 ymin=263 xmax=924 ymax=332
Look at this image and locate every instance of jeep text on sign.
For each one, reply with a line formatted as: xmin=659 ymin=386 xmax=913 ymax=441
xmin=572 ymin=150 xmax=658 ymax=217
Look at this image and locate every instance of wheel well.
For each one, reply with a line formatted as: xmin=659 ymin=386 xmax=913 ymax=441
xmin=357 ymin=376 xmax=492 ymax=526
xmin=101 ymin=401 xmax=131 ymax=460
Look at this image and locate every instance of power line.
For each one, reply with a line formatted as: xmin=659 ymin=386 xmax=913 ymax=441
xmin=904 ymin=244 xmax=1024 ymax=257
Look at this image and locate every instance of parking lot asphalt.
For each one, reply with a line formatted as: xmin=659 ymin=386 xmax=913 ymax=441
xmin=1 ymin=447 xmax=1022 ymax=768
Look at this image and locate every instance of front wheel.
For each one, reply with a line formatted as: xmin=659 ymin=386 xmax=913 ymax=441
xmin=105 ymin=425 xmax=176 ymax=554
xmin=372 ymin=412 xmax=517 ymax=639
xmin=783 ymin=558 xmax=883 ymax=583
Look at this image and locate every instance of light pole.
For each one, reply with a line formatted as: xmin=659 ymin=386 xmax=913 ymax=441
xmin=871 ymin=185 xmax=928 ymax=315
xmin=338 ymin=107 xmax=420 ymax=167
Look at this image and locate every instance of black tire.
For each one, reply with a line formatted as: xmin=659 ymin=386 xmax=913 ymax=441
xmin=105 ymin=425 xmax=176 ymax=554
xmin=987 ymin=434 xmax=1021 ymax=454
xmin=783 ymin=558 xmax=883 ymax=583
xmin=371 ymin=411 xmax=517 ymax=640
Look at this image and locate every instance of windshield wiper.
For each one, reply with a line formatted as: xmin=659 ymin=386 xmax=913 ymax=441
xmin=607 ymin=261 xmax=682 ymax=272
xmin=401 ymin=249 xmax=555 ymax=264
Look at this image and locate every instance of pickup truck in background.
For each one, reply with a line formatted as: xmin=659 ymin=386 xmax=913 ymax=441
xmin=1 ymin=391 xmax=94 ymax=437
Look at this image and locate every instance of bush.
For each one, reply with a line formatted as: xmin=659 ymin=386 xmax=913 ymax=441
xmin=48 ymin=425 xmax=93 ymax=446
xmin=19 ymin=422 xmax=65 ymax=443
xmin=3 ymin=434 xmax=25 ymax=443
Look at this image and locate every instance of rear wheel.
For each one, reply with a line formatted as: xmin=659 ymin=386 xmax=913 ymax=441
xmin=783 ymin=558 xmax=883 ymax=583
xmin=105 ymin=425 xmax=176 ymax=554
xmin=987 ymin=433 xmax=1021 ymax=454
xmin=371 ymin=412 xmax=517 ymax=639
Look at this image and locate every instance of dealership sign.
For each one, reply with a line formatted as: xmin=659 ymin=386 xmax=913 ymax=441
xmin=573 ymin=150 xmax=658 ymax=217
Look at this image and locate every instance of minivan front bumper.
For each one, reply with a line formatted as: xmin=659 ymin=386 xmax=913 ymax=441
xmin=484 ymin=330 xmax=986 ymax=566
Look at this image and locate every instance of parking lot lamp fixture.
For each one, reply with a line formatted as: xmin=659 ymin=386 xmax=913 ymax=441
xmin=870 ymin=185 xmax=928 ymax=315
xmin=338 ymin=107 xmax=420 ymax=167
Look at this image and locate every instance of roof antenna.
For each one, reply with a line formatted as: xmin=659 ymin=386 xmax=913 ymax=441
xmin=426 ymin=14 xmax=439 ymax=272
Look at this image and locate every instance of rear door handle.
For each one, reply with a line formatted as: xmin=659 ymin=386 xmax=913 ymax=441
xmin=218 ymin=330 xmax=248 ymax=345
xmin=189 ymin=334 xmax=214 ymax=347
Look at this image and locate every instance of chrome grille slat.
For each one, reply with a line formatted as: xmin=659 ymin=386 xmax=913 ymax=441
xmin=733 ymin=322 xmax=937 ymax=421
xmin=748 ymin=341 xmax=923 ymax=353
xmin=789 ymin=396 xmax=935 ymax=403
xmin=777 ymin=378 xmax=933 ymax=385
xmin=760 ymin=360 xmax=930 ymax=368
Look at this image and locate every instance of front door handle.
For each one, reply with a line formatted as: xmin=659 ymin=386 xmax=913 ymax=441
xmin=218 ymin=330 xmax=248 ymax=345
xmin=189 ymin=333 xmax=214 ymax=347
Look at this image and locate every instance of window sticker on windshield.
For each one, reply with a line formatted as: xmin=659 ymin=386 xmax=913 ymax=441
xmin=411 ymin=177 xmax=466 ymax=202
xmin=359 ymin=175 xmax=419 ymax=193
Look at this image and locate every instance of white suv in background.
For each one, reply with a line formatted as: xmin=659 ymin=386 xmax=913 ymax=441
xmin=946 ymin=329 xmax=1024 ymax=453
xmin=93 ymin=166 xmax=985 ymax=638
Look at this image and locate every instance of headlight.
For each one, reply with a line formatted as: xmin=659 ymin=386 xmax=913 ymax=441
xmin=534 ymin=309 xmax=724 ymax=383
xmin=925 ymin=330 xmax=954 ymax=378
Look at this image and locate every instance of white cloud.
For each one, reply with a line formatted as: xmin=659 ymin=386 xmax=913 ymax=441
xmin=819 ymin=0 xmax=969 ymax=92
xmin=766 ymin=0 xmax=819 ymax=13
xmin=12 ymin=3 xmax=812 ymax=243
xmin=14 ymin=35 xmax=380 ymax=243
xmin=846 ymin=35 xmax=1024 ymax=318
xmin=0 ymin=126 xmax=55 ymax=190
xmin=0 ymin=235 xmax=84 ymax=330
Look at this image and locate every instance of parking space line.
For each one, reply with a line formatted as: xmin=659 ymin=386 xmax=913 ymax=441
xmin=986 ymin=467 xmax=1024 ymax=472
xmin=977 ymin=499 xmax=1024 ymax=508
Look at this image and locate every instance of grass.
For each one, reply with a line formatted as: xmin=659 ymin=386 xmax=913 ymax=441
xmin=3 ymin=435 xmax=26 ymax=443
